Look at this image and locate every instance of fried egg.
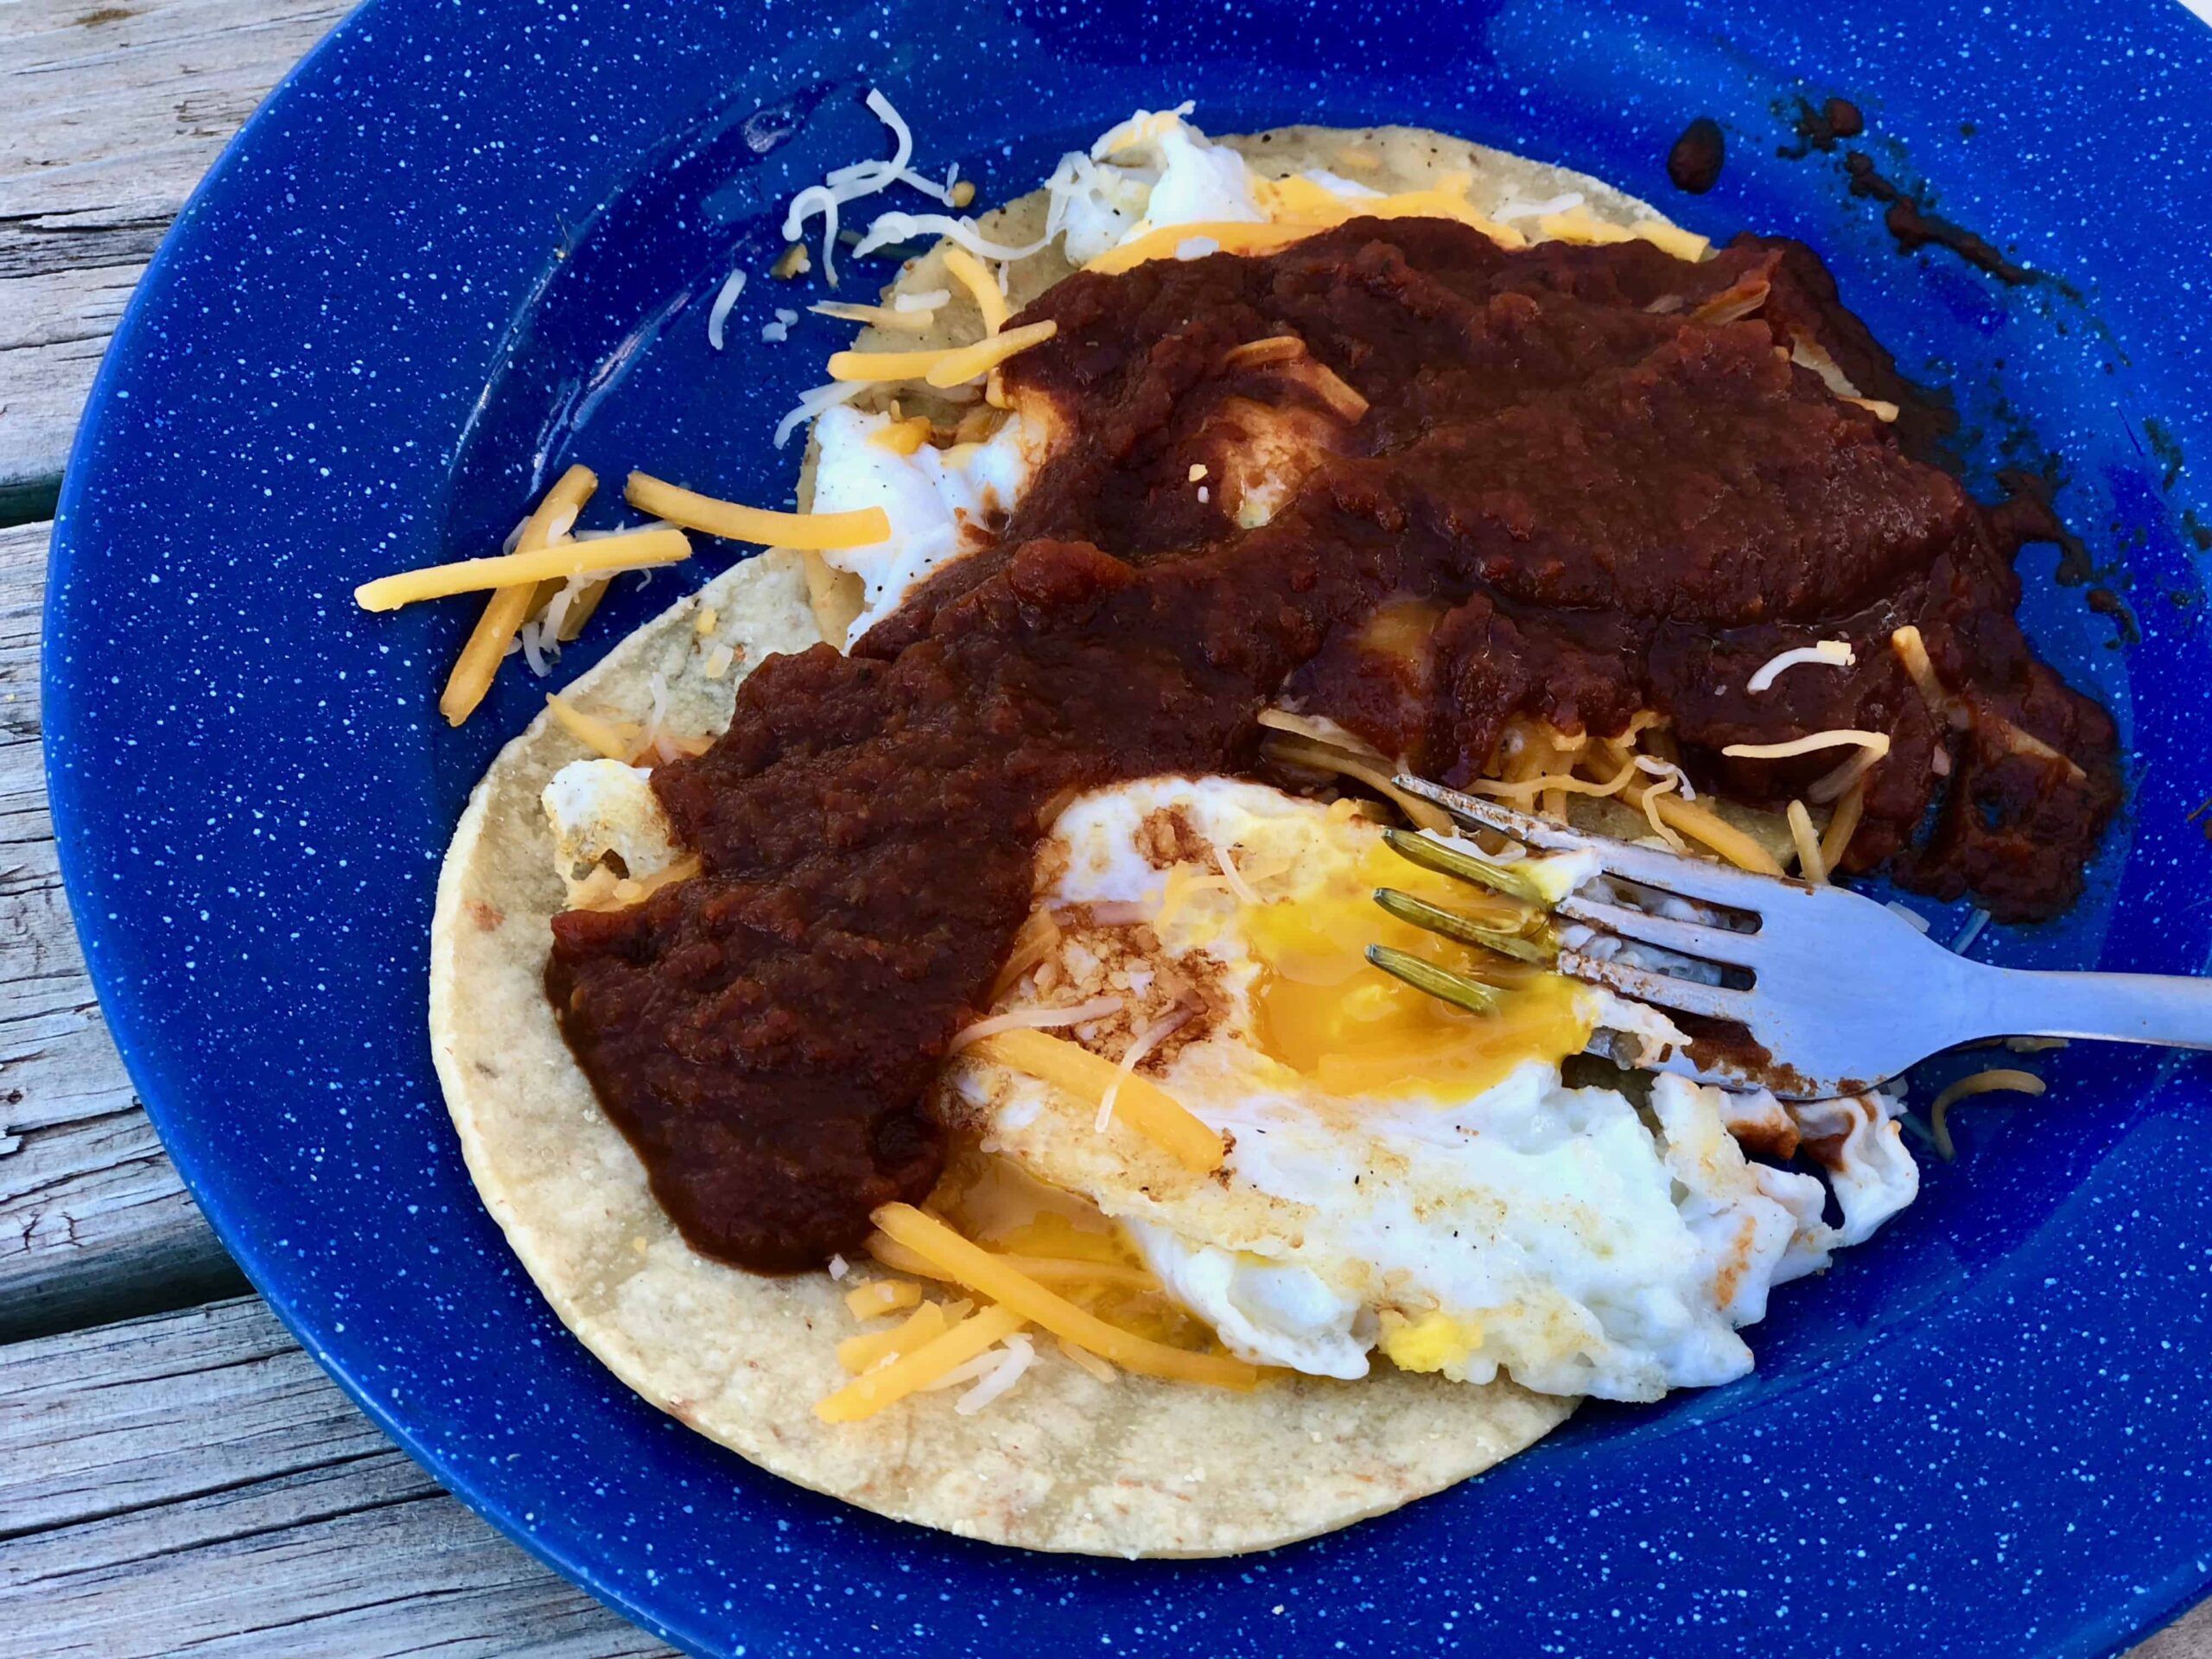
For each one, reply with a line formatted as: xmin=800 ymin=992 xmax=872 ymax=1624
xmin=799 ymin=111 xmax=1406 ymax=630
xmin=1052 ymin=107 xmax=1381 ymax=264
xmin=807 ymin=403 xmax=1046 ymax=640
xmin=542 ymin=759 xmax=678 ymax=905
xmin=943 ymin=775 xmax=1914 ymax=1403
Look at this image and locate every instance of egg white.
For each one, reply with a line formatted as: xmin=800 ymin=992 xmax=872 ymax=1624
xmin=949 ymin=775 xmax=1915 ymax=1403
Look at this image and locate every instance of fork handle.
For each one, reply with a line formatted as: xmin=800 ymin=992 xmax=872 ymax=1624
xmin=1958 ymin=963 xmax=2212 ymax=1050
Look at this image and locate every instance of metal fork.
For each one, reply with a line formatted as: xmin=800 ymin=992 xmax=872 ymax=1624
xmin=1365 ymin=773 xmax=2212 ymax=1100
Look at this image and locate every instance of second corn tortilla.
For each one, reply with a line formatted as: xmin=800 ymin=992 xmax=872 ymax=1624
xmin=428 ymin=121 xmax=1712 ymax=1556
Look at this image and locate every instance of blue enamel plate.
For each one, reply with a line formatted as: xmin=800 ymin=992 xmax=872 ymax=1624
xmin=45 ymin=0 xmax=2212 ymax=1652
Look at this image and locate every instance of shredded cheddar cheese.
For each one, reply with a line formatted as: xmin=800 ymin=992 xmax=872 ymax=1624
xmin=1821 ymin=780 xmax=1866 ymax=871
xmin=865 ymin=1231 xmax=1160 ymax=1292
xmin=1057 ymin=1337 xmax=1117 ymax=1382
xmin=435 ymin=465 xmax=600 ymax=724
xmin=1928 ymin=1068 xmax=2046 ymax=1160
xmin=810 ymin=299 xmax=938 ymax=333
xmin=1302 ymin=359 xmax=1370 ymax=421
xmin=869 ymin=416 xmax=934 ymax=455
xmin=824 ymin=319 xmax=1058 ymax=387
xmin=844 ymin=1278 xmax=923 ymax=1319
xmin=1722 ymin=729 xmax=1892 ymax=765
xmin=441 ymin=584 xmax=537 ymax=726
xmin=1620 ymin=780 xmax=1786 ymax=875
xmin=544 ymin=694 xmax=640 ymax=761
xmin=871 ymin=1205 xmax=1261 ymax=1388
xmin=969 ymin=1027 xmax=1224 ymax=1173
xmin=988 ymin=908 xmax=1063 ymax=1000
xmin=566 ymin=853 xmax=702 ymax=912
xmin=624 ymin=472 xmax=890 ymax=550
xmin=941 ymin=246 xmax=1008 ymax=335
xmin=1997 ymin=718 xmax=2087 ymax=780
xmin=1536 ymin=206 xmax=1710 ymax=262
xmin=554 ymin=577 xmax=610 ymax=642
xmin=1261 ymin=171 xmax=1528 ymax=247
xmin=1891 ymin=626 xmax=1947 ymax=711
xmin=1223 ymin=334 xmax=1306 ymax=369
xmin=1083 ymin=219 xmax=1313 ymax=275
xmin=357 ymin=526 xmax=686 ymax=613
xmin=814 ymin=1302 xmax=1029 ymax=1421
xmin=836 ymin=1300 xmax=948 ymax=1373
xmin=1786 ymin=798 xmax=1827 ymax=883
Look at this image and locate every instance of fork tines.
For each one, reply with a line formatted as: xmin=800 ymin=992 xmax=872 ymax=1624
xmin=1389 ymin=776 xmax=1777 ymax=911
xmin=1372 ymin=773 xmax=1772 ymax=1033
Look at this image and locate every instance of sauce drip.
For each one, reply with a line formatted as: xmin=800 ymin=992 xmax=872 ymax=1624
xmin=1844 ymin=152 xmax=2037 ymax=286
xmin=1780 ymin=96 xmax=1866 ymax=157
xmin=1667 ymin=117 xmax=1726 ymax=194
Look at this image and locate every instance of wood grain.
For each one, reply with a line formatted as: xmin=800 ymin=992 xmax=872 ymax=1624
xmin=0 ymin=0 xmax=348 ymax=500
xmin=0 ymin=1295 xmax=675 ymax=1658
xmin=0 ymin=520 xmax=246 ymax=1341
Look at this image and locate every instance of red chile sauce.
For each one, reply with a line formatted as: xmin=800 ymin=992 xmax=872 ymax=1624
xmin=545 ymin=219 xmax=2119 ymax=1271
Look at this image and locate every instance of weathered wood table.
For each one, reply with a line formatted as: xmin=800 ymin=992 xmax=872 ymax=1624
xmin=0 ymin=4 xmax=2205 ymax=1653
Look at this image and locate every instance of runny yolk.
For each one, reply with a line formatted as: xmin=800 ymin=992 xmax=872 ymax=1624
xmin=1242 ymin=840 xmax=1591 ymax=1098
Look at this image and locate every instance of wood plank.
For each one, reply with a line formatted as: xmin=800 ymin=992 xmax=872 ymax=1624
xmin=0 ymin=520 xmax=246 ymax=1339
xmin=0 ymin=1295 xmax=673 ymax=1657
xmin=0 ymin=1294 xmax=2207 ymax=1657
xmin=0 ymin=0 xmax=347 ymax=499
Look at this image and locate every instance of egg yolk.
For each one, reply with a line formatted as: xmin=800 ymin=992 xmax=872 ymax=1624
xmin=1243 ymin=841 xmax=1591 ymax=1098
xmin=1376 ymin=1308 xmax=1485 ymax=1375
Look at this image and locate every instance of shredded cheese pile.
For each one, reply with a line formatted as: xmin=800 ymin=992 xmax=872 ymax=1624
xmin=813 ymin=1202 xmax=1258 ymax=1422
xmin=356 ymin=467 xmax=881 ymax=725
xmin=782 ymin=89 xmax=964 ymax=288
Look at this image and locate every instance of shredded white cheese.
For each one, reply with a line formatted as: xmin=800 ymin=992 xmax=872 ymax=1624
xmin=773 ymin=380 xmax=866 ymax=448
xmin=705 ymin=266 xmax=747 ymax=351
xmin=851 ymin=211 xmax=1051 ymax=264
xmin=1493 ymin=190 xmax=1585 ymax=222
xmin=781 ymin=89 xmax=958 ymax=288
xmin=1096 ymin=1006 xmax=1194 ymax=1133
xmin=949 ymin=995 xmax=1124 ymax=1053
xmin=1745 ymin=639 xmax=1856 ymax=694
xmin=954 ymin=1333 xmax=1036 ymax=1414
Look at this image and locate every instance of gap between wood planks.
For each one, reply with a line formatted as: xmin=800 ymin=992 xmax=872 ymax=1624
xmin=0 ymin=1294 xmax=672 ymax=1657
xmin=0 ymin=9 xmax=678 ymax=1649
xmin=0 ymin=0 xmax=352 ymax=519
xmin=0 ymin=520 xmax=248 ymax=1342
